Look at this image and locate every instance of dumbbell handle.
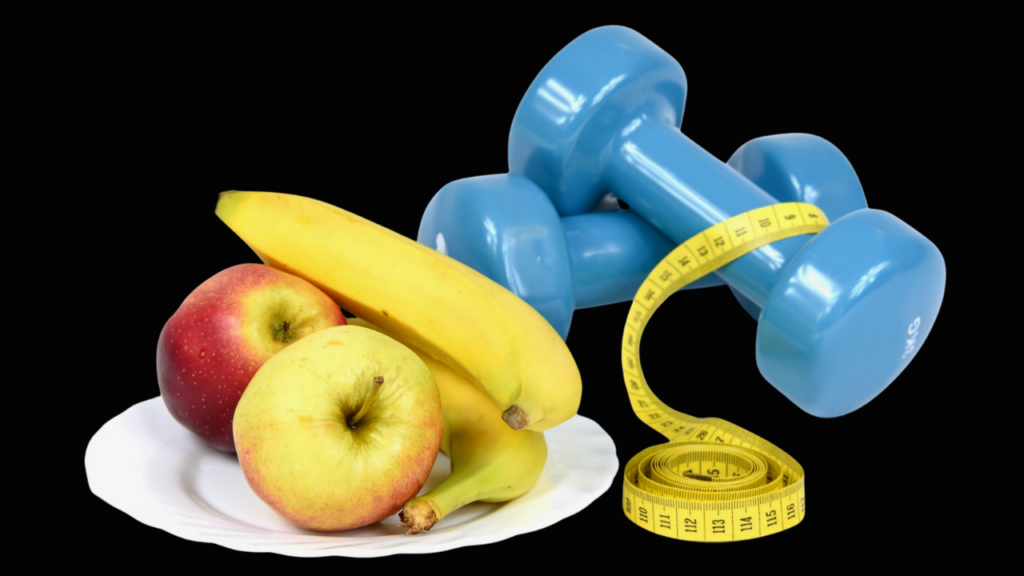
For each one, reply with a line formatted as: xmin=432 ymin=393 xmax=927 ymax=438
xmin=607 ymin=118 xmax=811 ymax=309
xmin=563 ymin=211 xmax=723 ymax=309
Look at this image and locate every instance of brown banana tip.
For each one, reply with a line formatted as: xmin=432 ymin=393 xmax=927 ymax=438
xmin=501 ymin=405 xmax=529 ymax=430
xmin=399 ymin=503 xmax=437 ymax=535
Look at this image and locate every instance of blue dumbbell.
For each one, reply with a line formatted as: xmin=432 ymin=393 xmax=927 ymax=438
xmin=508 ymin=26 xmax=945 ymax=417
xmin=419 ymin=134 xmax=866 ymax=339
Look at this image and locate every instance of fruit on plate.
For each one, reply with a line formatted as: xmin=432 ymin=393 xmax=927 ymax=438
xmin=233 ymin=325 xmax=443 ymax=531
xmin=157 ymin=263 xmax=345 ymax=452
xmin=348 ymin=318 xmax=548 ymax=534
xmin=215 ymin=191 xmax=582 ymax=432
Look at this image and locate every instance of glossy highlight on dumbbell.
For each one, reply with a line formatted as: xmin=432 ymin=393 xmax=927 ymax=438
xmin=508 ymin=26 xmax=945 ymax=417
xmin=419 ymin=135 xmax=868 ymax=338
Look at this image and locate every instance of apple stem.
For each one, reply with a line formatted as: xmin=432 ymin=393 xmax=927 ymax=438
xmin=272 ymin=321 xmax=292 ymax=342
xmin=348 ymin=376 xmax=384 ymax=427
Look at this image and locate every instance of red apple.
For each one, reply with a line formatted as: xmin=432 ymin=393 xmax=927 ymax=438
xmin=157 ymin=263 xmax=345 ymax=452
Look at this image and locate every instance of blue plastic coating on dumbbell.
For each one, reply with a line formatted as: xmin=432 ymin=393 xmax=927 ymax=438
xmin=419 ymin=174 xmax=682 ymax=338
xmin=562 ymin=211 xmax=681 ymax=308
xmin=419 ymin=137 xmax=868 ymax=340
xmin=727 ymin=134 xmax=868 ymax=318
xmin=419 ymin=175 xmax=711 ymax=338
xmin=419 ymin=174 xmax=572 ymax=338
xmin=591 ymin=195 xmax=726 ymax=293
xmin=508 ymin=26 xmax=946 ymax=417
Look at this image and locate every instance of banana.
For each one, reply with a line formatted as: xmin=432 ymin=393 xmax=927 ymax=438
xmin=215 ymin=191 xmax=581 ymax=432
xmin=348 ymin=318 xmax=548 ymax=534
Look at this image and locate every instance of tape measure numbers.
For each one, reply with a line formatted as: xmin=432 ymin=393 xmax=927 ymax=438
xmin=621 ymin=202 xmax=829 ymax=542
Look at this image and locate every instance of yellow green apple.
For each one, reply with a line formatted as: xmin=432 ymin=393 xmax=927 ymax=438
xmin=233 ymin=325 xmax=444 ymax=531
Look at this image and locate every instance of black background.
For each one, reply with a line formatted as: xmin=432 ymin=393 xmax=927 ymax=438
xmin=69 ymin=18 xmax=968 ymax=562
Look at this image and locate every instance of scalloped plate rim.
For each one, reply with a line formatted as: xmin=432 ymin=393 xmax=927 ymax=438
xmin=85 ymin=398 xmax=618 ymax=557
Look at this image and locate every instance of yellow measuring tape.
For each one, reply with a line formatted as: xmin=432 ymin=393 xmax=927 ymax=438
xmin=621 ymin=202 xmax=828 ymax=542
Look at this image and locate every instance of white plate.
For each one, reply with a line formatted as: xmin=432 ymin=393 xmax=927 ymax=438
xmin=86 ymin=398 xmax=618 ymax=557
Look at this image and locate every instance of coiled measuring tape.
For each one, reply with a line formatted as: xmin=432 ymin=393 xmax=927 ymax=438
xmin=621 ymin=202 xmax=828 ymax=542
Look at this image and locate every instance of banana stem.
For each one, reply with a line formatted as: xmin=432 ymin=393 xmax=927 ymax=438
xmin=348 ymin=376 xmax=384 ymax=427
xmin=501 ymin=404 xmax=529 ymax=430
xmin=399 ymin=501 xmax=440 ymax=535
xmin=400 ymin=453 xmax=502 ymax=534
